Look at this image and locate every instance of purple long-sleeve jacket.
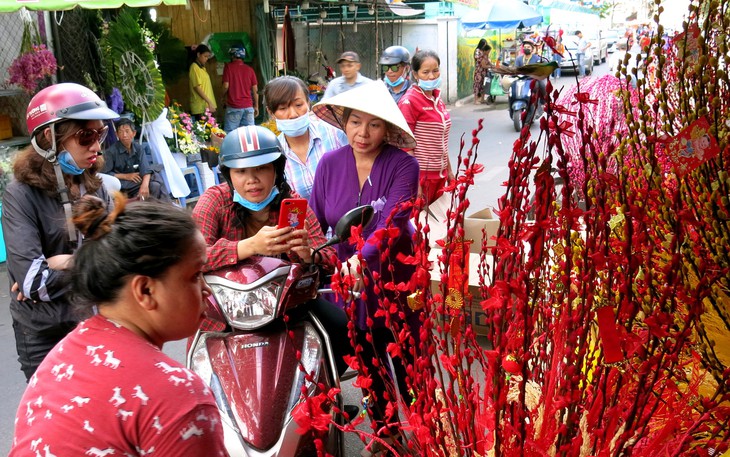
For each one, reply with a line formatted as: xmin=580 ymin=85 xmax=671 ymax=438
xmin=310 ymin=144 xmax=420 ymax=330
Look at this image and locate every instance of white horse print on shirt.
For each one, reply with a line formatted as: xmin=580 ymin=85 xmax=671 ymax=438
xmin=85 ymin=447 xmax=115 ymax=457
xmin=180 ymin=422 xmax=204 ymax=440
xmin=103 ymin=351 xmax=120 ymax=369
xmin=109 ymin=387 xmax=126 ymax=407
xmin=132 ymin=385 xmax=149 ymax=405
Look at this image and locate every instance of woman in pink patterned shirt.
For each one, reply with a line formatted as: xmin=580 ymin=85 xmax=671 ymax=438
xmin=10 ymin=194 xmax=228 ymax=456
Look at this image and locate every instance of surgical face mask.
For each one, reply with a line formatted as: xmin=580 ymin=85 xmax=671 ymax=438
xmin=524 ymin=48 xmax=533 ymax=55
xmin=233 ymin=187 xmax=280 ymax=212
xmin=384 ymin=75 xmax=405 ymax=87
xmin=275 ymin=113 xmax=310 ymax=137
xmin=57 ymin=150 xmax=85 ymax=175
xmin=418 ymin=76 xmax=442 ymax=91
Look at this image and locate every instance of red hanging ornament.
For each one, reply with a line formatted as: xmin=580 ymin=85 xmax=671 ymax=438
xmin=595 ymin=305 xmax=624 ymax=364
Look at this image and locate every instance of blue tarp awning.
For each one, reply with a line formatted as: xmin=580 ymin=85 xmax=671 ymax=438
xmin=460 ymin=0 xmax=543 ymax=30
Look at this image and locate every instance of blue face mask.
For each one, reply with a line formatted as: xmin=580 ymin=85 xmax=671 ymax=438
xmin=384 ymin=75 xmax=405 ymax=87
xmin=233 ymin=187 xmax=280 ymax=212
xmin=57 ymin=150 xmax=85 ymax=175
xmin=418 ymin=76 xmax=442 ymax=91
xmin=275 ymin=113 xmax=310 ymax=137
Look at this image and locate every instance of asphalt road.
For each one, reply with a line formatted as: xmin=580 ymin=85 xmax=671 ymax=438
xmin=0 ymin=59 xmax=614 ymax=455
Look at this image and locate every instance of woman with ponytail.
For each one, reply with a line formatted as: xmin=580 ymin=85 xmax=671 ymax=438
xmin=10 ymin=194 xmax=227 ymax=456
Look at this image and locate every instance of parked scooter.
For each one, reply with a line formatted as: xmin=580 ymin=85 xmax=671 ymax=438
xmin=508 ymin=75 xmax=543 ymax=132
xmin=187 ymin=205 xmax=374 ymax=457
xmin=484 ymin=68 xmax=506 ymax=104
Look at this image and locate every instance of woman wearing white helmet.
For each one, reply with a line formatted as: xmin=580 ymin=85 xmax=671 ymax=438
xmin=2 ymin=82 xmax=119 ymax=380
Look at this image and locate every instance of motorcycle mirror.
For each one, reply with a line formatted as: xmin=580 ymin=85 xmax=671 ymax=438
xmin=327 ymin=205 xmax=375 ymax=248
xmin=311 ymin=205 xmax=375 ymax=264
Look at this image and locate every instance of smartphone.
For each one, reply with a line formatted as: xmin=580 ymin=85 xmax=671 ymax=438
xmin=277 ymin=198 xmax=307 ymax=230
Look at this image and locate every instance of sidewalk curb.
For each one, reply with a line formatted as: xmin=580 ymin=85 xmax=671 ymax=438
xmin=454 ymin=94 xmax=475 ymax=107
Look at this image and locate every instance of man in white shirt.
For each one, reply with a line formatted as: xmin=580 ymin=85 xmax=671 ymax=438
xmin=575 ymin=30 xmax=592 ymax=78
xmin=322 ymin=51 xmax=372 ymax=100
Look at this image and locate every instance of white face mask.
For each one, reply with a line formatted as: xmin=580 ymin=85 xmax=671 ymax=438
xmin=418 ymin=76 xmax=442 ymax=91
xmin=275 ymin=113 xmax=311 ymax=137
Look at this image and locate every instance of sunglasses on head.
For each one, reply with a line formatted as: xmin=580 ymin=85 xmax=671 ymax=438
xmin=381 ymin=64 xmax=402 ymax=73
xmin=73 ymin=126 xmax=109 ymax=147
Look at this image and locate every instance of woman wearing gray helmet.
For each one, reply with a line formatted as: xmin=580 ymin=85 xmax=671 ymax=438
xmin=379 ymin=45 xmax=411 ymax=103
xmin=191 ymin=125 xmax=354 ymax=377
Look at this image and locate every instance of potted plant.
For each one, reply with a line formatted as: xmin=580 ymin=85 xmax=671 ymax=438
xmin=166 ymin=102 xmax=201 ymax=166
xmin=7 ymin=11 xmax=57 ymax=94
xmin=193 ymin=108 xmax=224 ymax=168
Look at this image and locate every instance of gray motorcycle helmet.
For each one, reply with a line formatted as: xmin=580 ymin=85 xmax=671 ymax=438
xmin=379 ymin=45 xmax=411 ymax=65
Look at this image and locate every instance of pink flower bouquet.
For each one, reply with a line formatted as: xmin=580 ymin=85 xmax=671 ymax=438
xmin=7 ymin=44 xmax=57 ymax=94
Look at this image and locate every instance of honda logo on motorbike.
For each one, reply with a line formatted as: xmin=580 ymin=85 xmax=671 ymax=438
xmin=241 ymin=342 xmax=269 ymax=349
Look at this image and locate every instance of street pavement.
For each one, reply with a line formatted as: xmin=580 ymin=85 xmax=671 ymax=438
xmin=0 ymin=60 xmax=614 ymax=455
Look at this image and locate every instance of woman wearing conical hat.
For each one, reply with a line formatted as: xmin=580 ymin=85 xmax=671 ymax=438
xmin=311 ymin=81 xmax=421 ymax=453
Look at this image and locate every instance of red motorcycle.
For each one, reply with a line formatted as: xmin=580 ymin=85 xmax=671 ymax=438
xmin=187 ymin=206 xmax=373 ymax=456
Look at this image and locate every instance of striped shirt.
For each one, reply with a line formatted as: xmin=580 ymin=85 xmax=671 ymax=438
xmin=398 ymin=86 xmax=452 ymax=173
xmin=280 ymin=114 xmax=348 ymax=200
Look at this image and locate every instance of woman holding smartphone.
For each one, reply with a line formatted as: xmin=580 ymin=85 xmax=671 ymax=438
xmin=191 ymin=125 xmax=355 ymax=382
xmin=2 ymin=83 xmax=118 ymax=381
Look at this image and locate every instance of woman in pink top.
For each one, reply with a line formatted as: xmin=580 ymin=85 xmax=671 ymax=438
xmin=398 ymin=49 xmax=453 ymax=204
xmin=10 ymin=195 xmax=228 ymax=456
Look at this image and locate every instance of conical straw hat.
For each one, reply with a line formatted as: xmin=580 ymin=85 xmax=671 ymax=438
xmin=312 ymin=81 xmax=417 ymax=149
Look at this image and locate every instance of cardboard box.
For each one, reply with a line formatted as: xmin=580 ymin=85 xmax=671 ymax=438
xmin=463 ymin=207 xmax=500 ymax=252
xmin=411 ymin=194 xmax=500 ymax=336
xmin=0 ymin=115 xmax=12 ymax=140
xmin=428 ymin=247 xmax=493 ymax=336
xmin=414 ymin=193 xmax=500 ymax=253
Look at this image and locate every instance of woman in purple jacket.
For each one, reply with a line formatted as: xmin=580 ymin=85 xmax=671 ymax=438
xmin=311 ymin=81 xmax=420 ymax=453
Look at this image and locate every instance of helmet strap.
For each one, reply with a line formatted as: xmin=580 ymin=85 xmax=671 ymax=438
xmin=31 ymin=124 xmax=59 ymax=163
xmin=32 ymin=125 xmax=76 ymax=241
xmin=53 ymin=161 xmax=77 ymax=242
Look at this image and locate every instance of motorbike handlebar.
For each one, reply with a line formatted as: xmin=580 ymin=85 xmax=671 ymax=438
xmin=317 ymin=288 xmax=361 ymax=300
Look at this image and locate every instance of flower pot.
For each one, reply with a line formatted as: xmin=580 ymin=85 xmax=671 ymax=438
xmin=201 ymin=149 xmax=219 ymax=168
xmin=186 ymin=152 xmax=202 ymax=164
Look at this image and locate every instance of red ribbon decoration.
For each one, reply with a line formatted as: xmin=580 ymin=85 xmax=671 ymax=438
xmin=596 ymin=305 xmax=623 ymax=364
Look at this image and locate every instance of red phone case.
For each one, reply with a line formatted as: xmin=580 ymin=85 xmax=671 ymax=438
xmin=277 ymin=198 xmax=307 ymax=229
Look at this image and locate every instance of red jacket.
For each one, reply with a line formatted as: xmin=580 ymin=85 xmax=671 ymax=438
xmin=398 ymin=85 xmax=451 ymax=173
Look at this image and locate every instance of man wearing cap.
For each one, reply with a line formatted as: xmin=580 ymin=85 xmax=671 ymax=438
xmin=222 ymin=46 xmax=259 ymax=132
xmin=321 ymin=51 xmax=372 ymax=100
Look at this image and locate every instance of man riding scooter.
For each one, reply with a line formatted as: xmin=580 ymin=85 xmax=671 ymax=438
xmin=508 ymin=38 xmax=548 ymax=131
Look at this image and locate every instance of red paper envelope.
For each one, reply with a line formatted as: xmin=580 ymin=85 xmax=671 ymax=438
xmin=665 ymin=117 xmax=720 ymax=176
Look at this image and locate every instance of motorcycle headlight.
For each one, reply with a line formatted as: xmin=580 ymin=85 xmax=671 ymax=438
xmin=208 ymin=274 xmax=286 ymax=330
